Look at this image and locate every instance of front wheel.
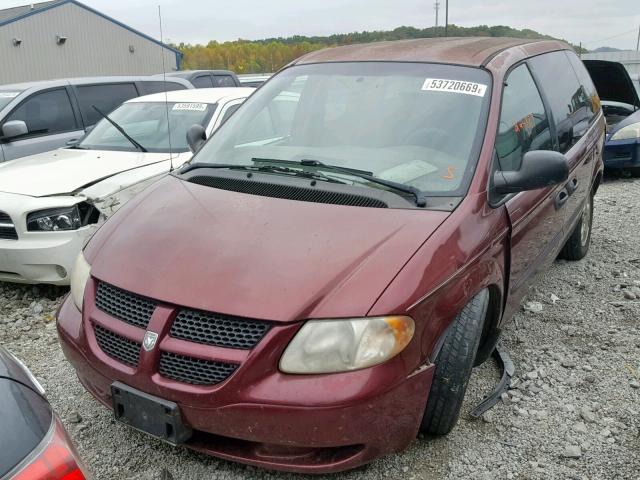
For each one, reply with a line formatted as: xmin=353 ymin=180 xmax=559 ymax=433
xmin=559 ymin=194 xmax=593 ymax=261
xmin=420 ymin=290 xmax=489 ymax=436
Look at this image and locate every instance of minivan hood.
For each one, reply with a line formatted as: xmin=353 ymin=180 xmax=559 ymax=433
xmin=0 ymin=148 xmax=177 ymax=197
xmin=87 ymin=176 xmax=450 ymax=322
xmin=584 ymin=60 xmax=640 ymax=108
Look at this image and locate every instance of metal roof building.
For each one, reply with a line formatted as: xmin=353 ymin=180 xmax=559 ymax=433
xmin=0 ymin=0 xmax=181 ymax=85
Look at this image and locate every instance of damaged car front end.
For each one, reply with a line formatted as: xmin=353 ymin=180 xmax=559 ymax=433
xmin=584 ymin=60 xmax=640 ymax=173
xmin=0 ymin=88 xmax=253 ymax=285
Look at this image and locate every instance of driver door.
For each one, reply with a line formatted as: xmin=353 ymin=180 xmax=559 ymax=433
xmin=494 ymin=63 xmax=567 ymax=321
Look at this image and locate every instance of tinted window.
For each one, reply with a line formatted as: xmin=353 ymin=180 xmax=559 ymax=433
xmin=6 ymin=88 xmax=77 ymax=136
xmin=142 ymin=81 xmax=186 ymax=95
xmin=496 ymin=64 xmax=553 ymax=171
xmin=192 ymin=75 xmax=214 ymax=88
xmin=76 ymin=83 xmax=139 ymax=127
xmin=213 ymin=75 xmax=236 ymax=87
xmin=566 ymin=51 xmax=600 ymax=123
xmin=219 ymin=103 xmax=242 ymax=125
xmin=529 ymin=51 xmax=590 ymax=153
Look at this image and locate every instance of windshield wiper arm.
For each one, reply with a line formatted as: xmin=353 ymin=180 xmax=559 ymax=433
xmin=252 ymin=158 xmax=428 ymax=207
xmin=178 ymin=162 xmax=348 ymax=185
xmin=92 ymin=105 xmax=147 ymax=153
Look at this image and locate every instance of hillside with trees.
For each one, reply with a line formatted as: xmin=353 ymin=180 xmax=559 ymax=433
xmin=176 ymin=24 xmax=581 ymax=74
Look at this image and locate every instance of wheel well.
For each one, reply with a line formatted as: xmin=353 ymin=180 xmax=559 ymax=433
xmin=474 ymin=285 xmax=502 ymax=366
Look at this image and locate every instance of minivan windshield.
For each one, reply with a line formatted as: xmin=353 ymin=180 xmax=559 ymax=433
xmin=0 ymin=90 xmax=23 ymax=111
xmin=79 ymin=101 xmax=216 ymax=153
xmin=188 ymin=62 xmax=492 ymax=197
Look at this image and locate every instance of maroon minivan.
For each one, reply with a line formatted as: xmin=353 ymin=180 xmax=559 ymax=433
xmin=58 ymin=38 xmax=604 ymax=473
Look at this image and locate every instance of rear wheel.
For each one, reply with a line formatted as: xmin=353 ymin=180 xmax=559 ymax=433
xmin=420 ymin=290 xmax=489 ymax=436
xmin=559 ymin=194 xmax=593 ymax=261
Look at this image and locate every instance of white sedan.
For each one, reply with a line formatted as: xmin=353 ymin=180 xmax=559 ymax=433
xmin=0 ymin=87 xmax=254 ymax=285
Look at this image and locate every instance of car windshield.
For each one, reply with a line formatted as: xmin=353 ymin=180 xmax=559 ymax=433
xmin=0 ymin=90 xmax=23 ymax=111
xmin=188 ymin=62 xmax=492 ymax=197
xmin=79 ymin=101 xmax=216 ymax=153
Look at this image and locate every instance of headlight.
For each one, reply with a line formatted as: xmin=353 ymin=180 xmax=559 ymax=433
xmin=27 ymin=203 xmax=99 ymax=232
xmin=611 ymin=122 xmax=640 ymax=141
xmin=70 ymin=252 xmax=91 ymax=310
xmin=279 ymin=316 xmax=415 ymax=374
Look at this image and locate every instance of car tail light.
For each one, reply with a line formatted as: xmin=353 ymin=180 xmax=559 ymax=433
xmin=11 ymin=417 xmax=88 ymax=480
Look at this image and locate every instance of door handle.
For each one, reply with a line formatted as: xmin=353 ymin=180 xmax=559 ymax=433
xmin=566 ymin=178 xmax=579 ymax=195
xmin=555 ymin=189 xmax=569 ymax=210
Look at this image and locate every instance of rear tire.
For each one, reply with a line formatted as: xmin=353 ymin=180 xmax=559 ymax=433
xmin=559 ymin=194 xmax=593 ymax=261
xmin=420 ymin=290 xmax=489 ymax=436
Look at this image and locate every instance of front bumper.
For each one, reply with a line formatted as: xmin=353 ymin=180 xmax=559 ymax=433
xmin=604 ymin=137 xmax=640 ymax=169
xmin=0 ymin=227 xmax=95 ymax=285
xmin=57 ymin=290 xmax=435 ymax=473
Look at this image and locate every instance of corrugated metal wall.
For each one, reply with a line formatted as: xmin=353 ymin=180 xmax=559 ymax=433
xmin=582 ymin=51 xmax=640 ymax=76
xmin=0 ymin=2 xmax=178 ymax=85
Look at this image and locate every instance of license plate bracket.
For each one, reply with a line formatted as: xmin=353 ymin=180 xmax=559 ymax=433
xmin=111 ymin=382 xmax=192 ymax=445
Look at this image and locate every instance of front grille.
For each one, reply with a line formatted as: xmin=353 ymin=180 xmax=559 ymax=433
xmin=188 ymin=176 xmax=389 ymax=208
xmin=159 ymin=352 xmax=237 ymax=385
xmin=170 ymin=309 xmax=270 ymax=349
xmin=94 ymin=324 xmax=141 ymax=367
xmin=0 ymin=211 xmax=18 ymax=240
xmin=95 ymin=282 xmax=156 ymax=329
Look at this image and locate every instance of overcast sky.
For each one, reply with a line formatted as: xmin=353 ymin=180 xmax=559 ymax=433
xmin=8 ymin=0 xmax=640 ymax=50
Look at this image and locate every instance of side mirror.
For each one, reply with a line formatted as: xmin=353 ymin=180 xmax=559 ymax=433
xmin=186 ymin=124 xmax=206 ymax=154
xmin=493 ymin=150 xmax=569 ymax=195
xmin=2 ymin=120 xmax=28 ymax=140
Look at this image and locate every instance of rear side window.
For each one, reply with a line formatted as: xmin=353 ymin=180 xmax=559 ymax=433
xmin=529 ymin=51 xmax=591 ymax=153
xmin=495 ymin=64 xmax=553 ymax=171
xmin=6 ymin=88 xmax=77 ymax=136
xmin=142 ymin=81 xmax=186 ymax=95
xmin=566 ymin=51 xmax=600 ymax=119
xmin=76 ymin=83 xmax=139 ymax=127
xmin=213 ymin=75 xmax=236 ymax=87
xmin=192 ymin=75 xmax=214 ymax=88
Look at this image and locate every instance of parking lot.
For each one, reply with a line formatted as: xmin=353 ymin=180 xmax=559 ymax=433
xmin=0 ymin=175 xmax=637 ymax=480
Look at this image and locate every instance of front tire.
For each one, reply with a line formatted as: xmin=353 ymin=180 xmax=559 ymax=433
xmin=559 ymin=194 xmax=593 ymax=261
xmin=420 ymin=290 xmax=489 ymax=436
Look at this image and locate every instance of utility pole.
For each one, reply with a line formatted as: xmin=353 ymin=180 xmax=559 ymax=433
xmin=579 ymin=42 xmax=582 ymax=58
xmin=434 ymin=1 xmax=440 ymax=28
xmin=636 ymin=25 xmax=639 ymax=51
xmin=445 ymin=0 xmax=449 ymax=37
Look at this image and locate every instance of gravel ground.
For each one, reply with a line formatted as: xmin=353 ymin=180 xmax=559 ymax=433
xmin=1 ymin=175 xmax=639 ymax=480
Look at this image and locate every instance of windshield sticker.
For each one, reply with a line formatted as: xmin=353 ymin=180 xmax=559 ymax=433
xmin=172 ymin=103 xmax=207 ymax=112
xmin=0 ymin=92 xmax=20 ymax=98
xmin=422 ymin=79 xmax=488 ymax=97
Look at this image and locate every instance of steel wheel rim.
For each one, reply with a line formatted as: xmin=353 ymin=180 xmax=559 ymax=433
xmin=580 ymin=198 xmax=592 ymax=246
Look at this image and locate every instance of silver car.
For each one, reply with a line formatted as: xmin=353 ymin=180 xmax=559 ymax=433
xmin=0 ymin=76 xmax=193 ymax=162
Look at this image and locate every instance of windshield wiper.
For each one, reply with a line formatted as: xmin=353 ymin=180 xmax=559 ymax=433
xmin=92 ymin=105 xmax=147 ymax=153
xmin=252 ymin=158 xmax=429 ymax=207
xmin=179 ymin=162 xmax=348 ymax=185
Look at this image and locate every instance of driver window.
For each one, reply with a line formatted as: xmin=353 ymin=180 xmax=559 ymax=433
xmin=496 ymin=64 xmax=552 ymax=172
